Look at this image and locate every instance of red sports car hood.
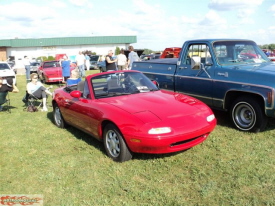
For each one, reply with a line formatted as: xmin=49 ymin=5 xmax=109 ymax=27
xmin=98 ymin=90 xmax=211 ymax=123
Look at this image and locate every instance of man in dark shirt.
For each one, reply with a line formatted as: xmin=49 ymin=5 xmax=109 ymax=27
xmin=105 ymin=50 xmax=117 ymax=71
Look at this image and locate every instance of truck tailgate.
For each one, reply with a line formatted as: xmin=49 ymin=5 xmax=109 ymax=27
xmin=133 ymin=59 xmax=177 ymax=90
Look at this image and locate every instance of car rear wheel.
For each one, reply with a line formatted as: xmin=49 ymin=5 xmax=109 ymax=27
xmin=103 ymin=123 xmax=132 ymax=162
xmin=230 ymin=96 xmax=268 ymax=132
xmin=53 ymin=104 xmax=67 ymax=128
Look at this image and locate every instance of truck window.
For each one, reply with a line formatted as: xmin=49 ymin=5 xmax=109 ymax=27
xmin=213 ymin=41 xmax=269 ymax=65
xmin=184 ymin=44 xmax=212 ymax=68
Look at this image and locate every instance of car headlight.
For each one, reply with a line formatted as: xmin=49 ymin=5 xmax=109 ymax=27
xmin=207 ymin=114 xmax=215 ymax=122
xmin=148 ymin=127 xmax=171 ymax=134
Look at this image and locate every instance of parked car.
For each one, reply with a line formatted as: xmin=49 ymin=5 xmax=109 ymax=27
xmin=0 ymin=61 xmax=16 ymax=85
xmin=7 ymin=61 xmax=16 ymax=74
xmin=88 ymin=55 xmax=100 ymax=70
xmin=140 ymin=54 xmax=161 ymax=61
xmin=38 ymin=60 xmax=74 ymax=83
xmin=160 ymin=47 xmax=182 ymax=58
xmin=52 ymin=70 xmax=216 ymax=162
xmin=97 ymin=61 xmax=106 ymax=72
xmin=30 ymin=62 xmax=40 ymax=73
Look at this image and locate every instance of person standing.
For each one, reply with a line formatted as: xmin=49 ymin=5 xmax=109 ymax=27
xmin=61 ymin=55 xmax=71 ymax=82
xmin=23 ymin=56 xmax=31 ymax=82
xmin=85 ymin=54 xmax=91 ymax=71
xmin=128 ymin=46 xmax=139 ymax=70
xmin=117 ymin=49 xmax=127 ymax=70
xmin=105 ymin=50 xmax=117 ymax=71
xmin=76 ymin=51 xmax=86 ymax=78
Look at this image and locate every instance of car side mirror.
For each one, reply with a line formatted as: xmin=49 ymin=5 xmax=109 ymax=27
xmin=70 ymin=90 xmax=82 ymax=98
xmin=191 ymin=56 xmax=201 ymax=70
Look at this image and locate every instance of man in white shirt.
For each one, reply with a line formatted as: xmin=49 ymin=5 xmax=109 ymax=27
xmin=23 ymin=56 xmax=31 ymax=82
xmin=128 ymin=46 xmax=139 ymax=70
xmin=76 ymin=51 xmax=86 ymax=77
xmin=117 ymin=49 xmax=127 ymax=70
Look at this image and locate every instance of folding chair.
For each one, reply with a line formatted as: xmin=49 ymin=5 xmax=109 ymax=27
xmin=0 ymin=91 xmax=11 ymax=113
xmin=23 ymin=91 xmax=43 ymax=110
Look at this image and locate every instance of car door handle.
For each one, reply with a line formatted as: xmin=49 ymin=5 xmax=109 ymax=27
xmin=64 ymin=99 xmax=73 ymax=105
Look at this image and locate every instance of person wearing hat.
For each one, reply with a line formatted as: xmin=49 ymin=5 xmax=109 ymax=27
xmin=0 ymin=77 xmax=19 ymax=111
xmin=26 ymin=73 xmax=52 ymax=112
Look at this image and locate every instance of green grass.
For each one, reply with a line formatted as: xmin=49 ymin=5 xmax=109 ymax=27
xmin=1 ymin=71 xmax=275 ymax=206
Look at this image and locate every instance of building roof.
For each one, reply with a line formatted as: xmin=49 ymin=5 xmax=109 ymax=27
xmin=0 ymin=36 xmax=137 ymax=48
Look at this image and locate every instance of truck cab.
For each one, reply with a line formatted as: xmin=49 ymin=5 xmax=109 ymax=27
xmin=133 ymin=39 xmax=275 ymax=132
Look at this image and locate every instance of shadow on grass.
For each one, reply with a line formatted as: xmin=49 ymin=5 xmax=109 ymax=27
xmin=46 ymin=111 xmax=190 ymax=161
xmin=46 ymin=112 xmax=106 ymax=155
xmin=46 ymin=109 xmax=275 ymax=162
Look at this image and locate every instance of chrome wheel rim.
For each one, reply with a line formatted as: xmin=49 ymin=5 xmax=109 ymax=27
xmin=106 ymin=130 xmax=120 ymax=157
xmin=54 ymin=107 xmax=62 ymax=126
xmin=233 ymin=102 xmax=256 ymax=130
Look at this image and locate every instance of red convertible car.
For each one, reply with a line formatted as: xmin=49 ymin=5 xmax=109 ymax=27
xmin=52 ymin=70 xmax=216 ymax=162
xmin=38 ymin=60 xmax=74 ymax=83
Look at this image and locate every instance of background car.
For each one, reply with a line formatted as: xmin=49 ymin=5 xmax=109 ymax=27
xmin=30 ymin=62 xmax=40 ymax=73
xmin=97 ymin=61 xmax=106 ymax=72
xmin=0 ymin=61 xmax=16 ymax=85
xmin=140 ymin=54 xmax=161 ymax=61
xmin=88 ymin=55 xmax=100 ymax=70
xmin=38 ymin=60 xmax=74 ymax=83
xmin=52 ymin=70 xmax=216 ymax=162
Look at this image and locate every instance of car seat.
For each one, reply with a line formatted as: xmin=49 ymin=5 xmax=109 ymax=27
xmin=107 ymin=75 xmax=123 ymax=93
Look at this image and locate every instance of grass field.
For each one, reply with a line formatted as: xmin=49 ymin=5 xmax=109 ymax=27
xmin=1 ymin=71 xmax=275 ymax=206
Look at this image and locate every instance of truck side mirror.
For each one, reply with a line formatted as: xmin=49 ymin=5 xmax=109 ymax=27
xmin=191 ymin=56 xmax=201 ymax=70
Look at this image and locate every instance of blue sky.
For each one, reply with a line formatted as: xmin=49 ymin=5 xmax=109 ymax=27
xmin=0 ymin=0 xmax=274 ymax=50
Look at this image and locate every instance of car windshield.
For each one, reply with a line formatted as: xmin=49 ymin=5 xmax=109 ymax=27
xmin=91 ymin=71 xmax=159 ymax=98
xmin=43 ymin=61 xmax=60 ymax=68
xmin=90 ymin=55 xmax=100 ymax=61
xmin=31 ymin=62 xmax=40 ymax=66
xmin=0 ymin=63 xmax=10 ymax=70
xmin=213 ymin=40 xmax=270 ymax=65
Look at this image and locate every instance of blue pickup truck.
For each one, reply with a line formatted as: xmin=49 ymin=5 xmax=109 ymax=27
xmin=133 ymin=39 xmax=275 ymax=132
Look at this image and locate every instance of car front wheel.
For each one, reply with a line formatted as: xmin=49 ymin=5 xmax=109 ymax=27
xmin=53 ymin=104 xmax=67 ymax=128
xmin=103 ymin=123 xmax=132 ymax=162
xmin=230 ymin=96 xmax=268 ymax=132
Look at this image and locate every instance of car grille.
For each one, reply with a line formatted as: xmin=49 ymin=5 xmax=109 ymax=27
xmin=170 ymin=134 xmax=207 ymax=147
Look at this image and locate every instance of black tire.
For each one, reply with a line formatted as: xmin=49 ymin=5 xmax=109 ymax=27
xmin=40 ymin=74 xmax=45 ymax=83
xmin=103 ymin=123 xmax=132 ymax=162
xmin=230 ymin=96 xmax=268 ymax=132
xmin=53 ymin=104 xmax=67 ymax=128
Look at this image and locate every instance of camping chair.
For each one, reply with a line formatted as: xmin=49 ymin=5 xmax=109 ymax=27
xmin=0 ymin=91 xmax=11 ymax=113
xmin=23 ymin=91 xmax=43 ymax=110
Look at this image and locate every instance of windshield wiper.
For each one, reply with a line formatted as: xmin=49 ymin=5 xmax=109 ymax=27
xmin=108 ymin=92 xmax=132 ymax=96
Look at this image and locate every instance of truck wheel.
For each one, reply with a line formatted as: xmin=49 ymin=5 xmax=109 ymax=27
xmin=103 ymin=123 xmax=133 ymax=162
xmin=230 ymin=97 xmax=268 ymax=132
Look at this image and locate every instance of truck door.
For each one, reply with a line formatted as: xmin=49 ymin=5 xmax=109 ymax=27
xmin=175 ymin=43 xmax=214 ymax=106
